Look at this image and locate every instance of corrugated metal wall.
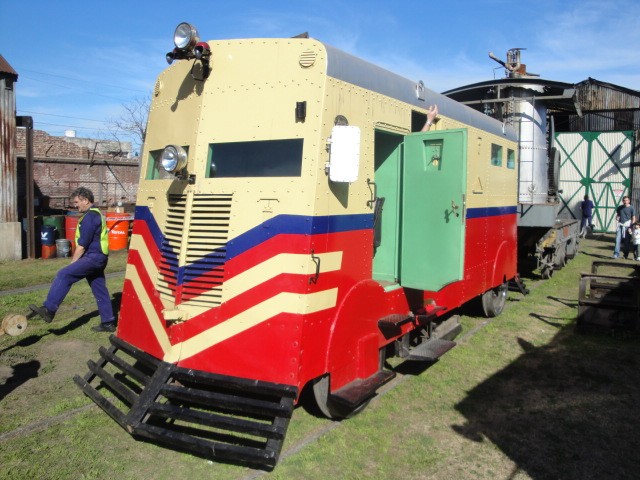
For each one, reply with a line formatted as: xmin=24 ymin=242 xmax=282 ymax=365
xmin=565 ymin=111 xmax=640 ymax=132
xmin=0 ymin=74 xmax=18 ymax=223
xmin=577 ymin=80 xmax=640 ymax=111
xmin=632 ymin=131 xmax=640 ymax=222
xmin=556 ymin=79 xmax=640 ymax=230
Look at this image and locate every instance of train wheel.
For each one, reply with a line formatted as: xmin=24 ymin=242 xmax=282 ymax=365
xmin=312 ymin=348 xmax=385 ymax=419
xmin=312 ymin=375 xmax=371 ymax=419
xmin=481 ymin=282 xmax=508 ymax=317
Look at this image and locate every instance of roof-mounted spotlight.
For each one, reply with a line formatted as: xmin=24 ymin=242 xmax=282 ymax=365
xmin=164 ymin=23 xmax=212 ymax=79
xmin=174 ymin=22 xmax=200 ymax=50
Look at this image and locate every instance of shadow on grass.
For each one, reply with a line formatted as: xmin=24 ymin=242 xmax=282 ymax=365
xmin=528 ymin=313 xmax=564 ymax=329
xmin=0 ymin=293 xmax=122 ymax=355
xmin=451 ymin=321 xmax=640 ymax=479
xmin=581 ymin=250 xmax=615 ymax=259
xmin=0 ymin=360 xmax=41 ymax=402
xmin=0 ymin=311 xmax=96 ymax=355
xmin=547 ymin=295 xmax=579 ymax=309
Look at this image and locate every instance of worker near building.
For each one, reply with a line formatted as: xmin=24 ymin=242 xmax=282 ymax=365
xmin=30 ymin=187 xmax=116 ymax=332
xmin=613 ymin=195 xmax=636 ymax=259
xmin=580 ymin=194 xmax=595 ymax=237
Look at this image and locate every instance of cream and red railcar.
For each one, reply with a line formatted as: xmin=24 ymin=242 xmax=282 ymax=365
xmin=76 ymin=23 xmax=519 ymax=467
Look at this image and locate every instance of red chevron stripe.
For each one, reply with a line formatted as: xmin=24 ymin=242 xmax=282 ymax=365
xmin=117 ymin=277 xmax=167 ymax=359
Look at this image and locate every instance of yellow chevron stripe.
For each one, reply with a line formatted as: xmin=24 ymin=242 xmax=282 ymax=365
xmin=163 ymin=288 xmax=338 ymax=363
xmin=125 ymin=265 xmax=172 ymax=354
xmin=130 ymin=233 xmax=173 ymax=310
xmin=134 ymin=231 xmax=343 ymax=307
xmin=222 ymin=251 xmax=343 ymax=301
xmin=130 ymin=233 xmax=342 ymax=362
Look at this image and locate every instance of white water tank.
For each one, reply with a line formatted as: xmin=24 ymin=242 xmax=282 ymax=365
xmin=506 ymin=86 xmax=549 ymax=204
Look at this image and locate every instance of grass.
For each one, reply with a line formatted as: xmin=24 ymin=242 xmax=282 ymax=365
xmin=0 ymin=250 xmax=128 ymax=291
xmin=1 ymin=235 xmax=640 ymax=479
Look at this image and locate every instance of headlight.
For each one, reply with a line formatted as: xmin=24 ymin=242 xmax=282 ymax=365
xmin=161 ymin=145 xmax=188 ymax=173
xmin=174 ymin=22 xmax=199 ymax=50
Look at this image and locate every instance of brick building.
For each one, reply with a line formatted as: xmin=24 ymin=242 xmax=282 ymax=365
xmin=16 ymin=129 xmax=140 ymax=212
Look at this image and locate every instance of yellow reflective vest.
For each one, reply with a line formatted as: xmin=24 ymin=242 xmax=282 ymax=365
xmin=75 ymin=207 xmax=109 ymax=255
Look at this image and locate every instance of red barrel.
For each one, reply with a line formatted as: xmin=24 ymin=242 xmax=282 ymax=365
xmin=106 ymin=212 xmax=132 ymax=250
xmin=65 ymin=214 xmax=80 ymax=252
xmin=41 ymin=244 xmax=57 ymax=259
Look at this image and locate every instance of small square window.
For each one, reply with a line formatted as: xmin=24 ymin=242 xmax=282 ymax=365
xmin=491 ymin=144 xmax=503 ymax=167
xmin=507 ymin=149 xmax=516 ymax=169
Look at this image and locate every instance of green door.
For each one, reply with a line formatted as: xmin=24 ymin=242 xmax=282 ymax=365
xmin=372 ymin=131 xmax=403 ymax=283
xmin=400 ymin=129 xmax=467 ymax=291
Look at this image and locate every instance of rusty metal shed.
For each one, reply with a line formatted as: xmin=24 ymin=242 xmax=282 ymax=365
xmin=554 ymin=78 xmax=640 ymax=132
xmin=552 ymin=78 xmax=640 ymax=231
xmin=0 ymin=54 xmax=22 ymax=260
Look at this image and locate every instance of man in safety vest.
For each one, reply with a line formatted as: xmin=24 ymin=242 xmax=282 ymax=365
xmin=30 ymin=187 xmax=116 ymax=332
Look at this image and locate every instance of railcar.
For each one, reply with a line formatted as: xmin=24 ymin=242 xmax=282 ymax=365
xmin=75 ymin=23 xmax=519 ymax=467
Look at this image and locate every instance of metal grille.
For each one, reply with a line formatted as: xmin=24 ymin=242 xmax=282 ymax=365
xmin=156 ymin=194 xmax=187 ymax=300
xmin=181 ymin=194 xmax=232 ymax=306
xmin=156 ymin=193 xmax=232 ymax=307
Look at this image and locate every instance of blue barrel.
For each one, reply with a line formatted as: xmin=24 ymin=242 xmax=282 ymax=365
xmin=40 ymin=225 xmax=56 ymax=246
xmin=43 ymin=215 xmax=64 ymax=239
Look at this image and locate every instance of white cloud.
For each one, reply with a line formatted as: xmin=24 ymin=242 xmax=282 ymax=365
xmin=527 ymin=0 xmax=640 ymax=86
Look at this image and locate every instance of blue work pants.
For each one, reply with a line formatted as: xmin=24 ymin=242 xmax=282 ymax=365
xmin=44 ymin=254 xmax=115 ymax=323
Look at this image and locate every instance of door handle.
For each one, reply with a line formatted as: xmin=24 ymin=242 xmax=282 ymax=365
xmin=451 ymin=200 xmax=460 ymax=217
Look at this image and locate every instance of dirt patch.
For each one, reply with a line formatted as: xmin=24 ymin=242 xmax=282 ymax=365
xmin=39 ymin=338 xmax=97 ymax=383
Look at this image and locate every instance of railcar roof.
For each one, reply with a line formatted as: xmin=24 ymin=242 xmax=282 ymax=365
xmin=322 ymin=42 xmax=518 ymax=141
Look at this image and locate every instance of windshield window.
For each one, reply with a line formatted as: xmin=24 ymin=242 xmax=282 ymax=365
xmin=207 ymin=139 xmax=303 ymax=178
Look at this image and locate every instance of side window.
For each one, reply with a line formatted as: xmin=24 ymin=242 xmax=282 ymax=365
xmin=507 ymin=149 xmax=516 ymax=169
xmin=207 ymin=139 xmax=303 ymax=178
xmin=491 ymin=144 xmax=503 ymax=167
xmin=146 ymin=148 xmax=189 ymax=180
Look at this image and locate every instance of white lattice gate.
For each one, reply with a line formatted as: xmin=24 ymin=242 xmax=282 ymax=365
xmin=555 ymin=131 xmax=634 ymax=233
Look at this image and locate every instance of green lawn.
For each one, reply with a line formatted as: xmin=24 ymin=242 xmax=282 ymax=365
xmin=1 ymin=236 xmax=639 ymax=479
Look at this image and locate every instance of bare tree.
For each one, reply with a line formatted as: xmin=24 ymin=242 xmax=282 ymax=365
xmin=109 ymin=96 xmax=150 ymax=157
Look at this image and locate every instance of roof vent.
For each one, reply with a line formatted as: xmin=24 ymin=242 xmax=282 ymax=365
xmin=299 ymin=50 xmax=317 ymax=68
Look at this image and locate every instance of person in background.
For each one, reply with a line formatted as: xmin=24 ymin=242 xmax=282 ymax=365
xmin=630 ymin=222 xmax=640 ymax=261
xmin=579 ymin=194 xmax=595 ymax=237
xmin=613 ymin=195 xmax=636 ymax=259
xmin=421 ymin=105 xmax=439 ymax=131
xmin=30 ymin=187 xmax=117 ymax=332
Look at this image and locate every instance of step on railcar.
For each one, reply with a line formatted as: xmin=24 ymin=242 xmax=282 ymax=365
xmin=75 ymin=23 xmax=519 ymax=468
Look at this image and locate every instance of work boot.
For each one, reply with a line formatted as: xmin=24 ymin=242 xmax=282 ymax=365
xmin=29 ymin=304 xmax=54 ymax=323
xmin=92 ymin=321 xmax=116 ymax=333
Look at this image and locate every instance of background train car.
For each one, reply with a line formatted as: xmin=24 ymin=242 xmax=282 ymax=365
xmin=444 ymin=48 xmax=581 ymax=279
xmin=75 ymin=23 xmax=518 ymax=467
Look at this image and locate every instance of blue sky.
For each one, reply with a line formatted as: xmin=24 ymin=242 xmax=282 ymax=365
xmin=2 ymin=0 xmax=639 ymax=153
